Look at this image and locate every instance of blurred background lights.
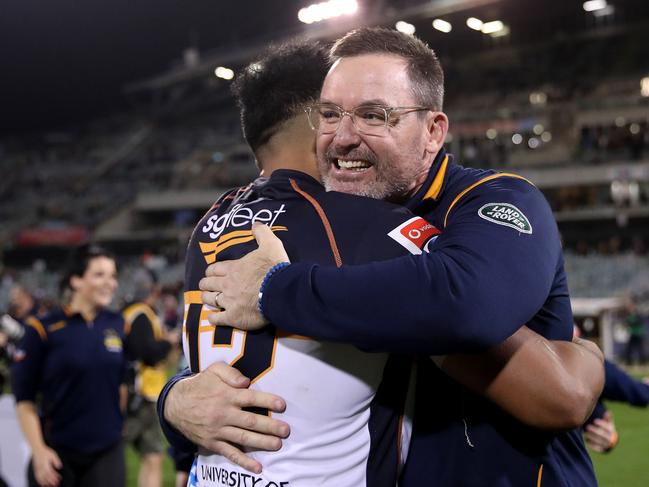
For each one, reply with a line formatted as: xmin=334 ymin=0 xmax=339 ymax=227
xmin=541 ymin=131 xmax=552 ymax=142
xmin=298 ymin=0 xmax=358 ymax=24
xmin=214 ymin=66 xmax=234 ymax=80
xmin=395 ymin=21 xmax=416 ymax=35
xmin=583 ymin=0 xmax=608 ymax=12
xmin=528 ymin=137 xmax=540 ymax=149
xmin=512 ymin=133 xmax=523 ymax=144
xmin=529 ymin=91 xmax=548 ymax=105
xmin=486 ymin=128 xmax=498 ymax=140
xmin=432 ymin=19 xmax=452 ymax=33
xmin=481 ymin=20 xmax=504 ymax=34
xmin=641 ymin=77 xmax=649 ymax=97
xmin=466 ymin=17 xmax=483 ymax=30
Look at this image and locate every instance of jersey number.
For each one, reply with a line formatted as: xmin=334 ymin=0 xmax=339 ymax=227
xmin=185 ymin=302 xmax=277 ymax=415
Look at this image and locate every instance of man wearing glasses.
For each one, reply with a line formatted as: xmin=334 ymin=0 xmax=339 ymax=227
xmin=163 ymin=29 xmax=602 ymax=486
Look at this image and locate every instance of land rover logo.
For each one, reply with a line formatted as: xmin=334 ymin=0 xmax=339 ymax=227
xmin=478 ymin=203 xmax=532 ymax=234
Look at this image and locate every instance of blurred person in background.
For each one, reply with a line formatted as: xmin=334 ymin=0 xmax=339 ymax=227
xmin=0 ymin=313 xmax=25 ymax=391
xmin=624 ymin=295 xmax=646 ymax=365
xmin=123 ymin=269 xmax=178 ymax=487
xmin=9 ymin=284 xmax=40 ymax=322
xmin=162 ymin=292 xmax=180 ymax=331
xmin=584 ymin=359 xmax=649 ymax=453
xmin=11 ymin=246 xmax=127 ymax=487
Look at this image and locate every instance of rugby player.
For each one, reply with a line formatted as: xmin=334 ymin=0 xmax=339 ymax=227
xmin=192 ymin=28 xmax=603 ymax=486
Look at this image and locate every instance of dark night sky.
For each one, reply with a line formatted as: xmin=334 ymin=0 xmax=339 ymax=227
xmin=0 ymin=0 xmax=303 ymax=132
xmin=2 ymin=0 xmax=648 ymax=133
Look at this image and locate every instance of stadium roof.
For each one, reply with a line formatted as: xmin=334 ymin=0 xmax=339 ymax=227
xmin=2 ymin=0 xmax=648 ymax=131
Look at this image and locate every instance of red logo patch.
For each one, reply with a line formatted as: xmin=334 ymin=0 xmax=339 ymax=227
xmin=388 ymin=217 xmax=441 ymax=255
xmin=399 ymin=219 xmax=441 ymax=247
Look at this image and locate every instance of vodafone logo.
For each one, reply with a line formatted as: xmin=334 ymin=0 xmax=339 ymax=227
xmin=389 ymin=217 xmax=441 ymax=255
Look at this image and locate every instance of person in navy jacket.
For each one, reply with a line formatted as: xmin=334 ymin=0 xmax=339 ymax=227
xmin=12 ymin=246 xmax=126 ymax=487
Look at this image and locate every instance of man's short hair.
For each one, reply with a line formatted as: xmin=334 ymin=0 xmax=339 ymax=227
xmin=232 ymin=40 xmax=331 ymax=153
xmin=330 ymin=27 xmax=444 ymax=111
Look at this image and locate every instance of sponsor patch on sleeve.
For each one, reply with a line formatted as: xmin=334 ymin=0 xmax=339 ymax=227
xmin=388 ymin=217 xmax=441 ymax=254
xmin=477 ymin=203 xmax=532 ymax=234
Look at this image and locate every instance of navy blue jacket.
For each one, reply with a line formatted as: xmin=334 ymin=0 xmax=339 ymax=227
xmin=261 ymin=151 xmax=597 ymax=486
xmin=12 ymin=307 xmax=126 ymax=454
xmin=587 ymin=359 xmax=649 ymax=423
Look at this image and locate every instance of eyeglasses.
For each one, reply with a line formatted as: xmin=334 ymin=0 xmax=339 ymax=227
xmin=305 ymin=103 xmax=432 ymax=137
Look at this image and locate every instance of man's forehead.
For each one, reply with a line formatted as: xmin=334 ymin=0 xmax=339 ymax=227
xmin=321 ymin=53 xmax=414 ymax=106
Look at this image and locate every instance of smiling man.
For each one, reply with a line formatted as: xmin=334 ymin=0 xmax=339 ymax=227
xmin=190 ymin=28 xmax=601 ymax=486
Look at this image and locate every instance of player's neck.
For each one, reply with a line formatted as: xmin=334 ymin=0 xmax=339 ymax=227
xmin=257 ymin=125 xmax=321 ymax=180
xmin=260 ymin=153 xmax=320 ymax=180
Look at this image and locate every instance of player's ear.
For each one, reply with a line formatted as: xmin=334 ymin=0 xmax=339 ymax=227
xmin=424 ymin=111 xmax=449 ymax=155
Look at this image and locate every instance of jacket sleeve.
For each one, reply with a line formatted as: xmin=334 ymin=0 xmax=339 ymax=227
xmin=11 ymin=321 xmax=47 ymax=402
xmin=261 ymin=182 xmax=563 ymax=354
xmin=601 ymin=359 xmax=649 ymax=406
xmin=157 ymin=367 xmax=197 ymax=452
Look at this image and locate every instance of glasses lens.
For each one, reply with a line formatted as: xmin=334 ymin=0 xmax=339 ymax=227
xmin=353 ymin=106 xmax=388 ymax=135
xmin=312 ymin=105 xmax=340 ymax=133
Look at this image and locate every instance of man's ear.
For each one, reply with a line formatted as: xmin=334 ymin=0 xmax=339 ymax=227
xmin=424 ymin=111 xmax=449 ymax=154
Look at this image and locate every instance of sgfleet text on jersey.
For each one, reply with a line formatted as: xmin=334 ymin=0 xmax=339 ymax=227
xmin=202 ymin=204 xmax=287 ymax=240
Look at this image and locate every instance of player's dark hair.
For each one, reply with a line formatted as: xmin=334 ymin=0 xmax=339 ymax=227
xmin=330 ymin=27 xmax=444 ymax=111
xmin=231 ymin=39 xmax=331 ymax=153
xmin=60 ymin=245 xmax=116 ymax=295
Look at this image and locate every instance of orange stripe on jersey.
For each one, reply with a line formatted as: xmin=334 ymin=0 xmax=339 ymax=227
xmin=423 ymin=154 xmax=449 ymax=201
xmin=537 ymin=464 xmax=544 ymax=487
xmin=184 ymin=290 xmax=203 ymax=305
xmin=26 ymin=316 xmax=47 ymax=341
xmin=47 ymin=321 xmax=66 ymax=333
xmin=276 ymin=330 xmax=311 ymax=340
xmin=443 ymin=173 xmax=532 ymax=228
xmin=200 ymin=227 xmax=288 ymax=264
xmin=289 ymin=178 xmax=343 ymax=268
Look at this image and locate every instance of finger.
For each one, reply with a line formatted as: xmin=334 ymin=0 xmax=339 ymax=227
xmin=206 ymin=362 xmax=250 ymax=388
xmin=229 ymin=410 xmax=290 ymax=438
xmin=212 ymin=441 xmax=263 ymax=474
xmin=585 ymin=426 xmax=610 ymax=444
xmin=593 ymin=419 xmax=613 ymax=432
xmin=209 ymin=311 xmax=238 ymax=328
xmin=202 ymin=291 xmax=224 ymax=310
xmin=218 ymin=426 xmax=283 ymax=451
xmin=206 ymin=262 xmax=231 ymax=278
xmin=51 ymin=452 xmax=63 ymax=469
xmin=234 ymin=389 xmax=287 ymax=413
xmin=199 ymin=276 xmax=226 ymax=293
xmin=252 ymin=223 xmax=289 ymax=261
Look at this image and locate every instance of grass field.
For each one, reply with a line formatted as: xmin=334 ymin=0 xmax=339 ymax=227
xmin=591 ymin=401 xmax=649 ymax=486
xmin=126 ymin=400 xmax=649 ymax=487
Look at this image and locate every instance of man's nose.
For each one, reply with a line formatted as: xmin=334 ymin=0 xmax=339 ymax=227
xmin=333 ymin=114 xmax=361 ymax=147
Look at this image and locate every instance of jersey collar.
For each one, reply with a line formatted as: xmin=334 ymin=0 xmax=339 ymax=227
xmin=405 ymin=149 xmax=451 ymax=211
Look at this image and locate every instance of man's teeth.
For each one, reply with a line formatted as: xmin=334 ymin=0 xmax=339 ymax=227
xmin=337 ymin=160 xmax=371 ymax=170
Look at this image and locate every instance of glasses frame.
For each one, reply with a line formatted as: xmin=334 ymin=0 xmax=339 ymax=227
xmin=305 ymin=103 xmax=432 ymax=136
